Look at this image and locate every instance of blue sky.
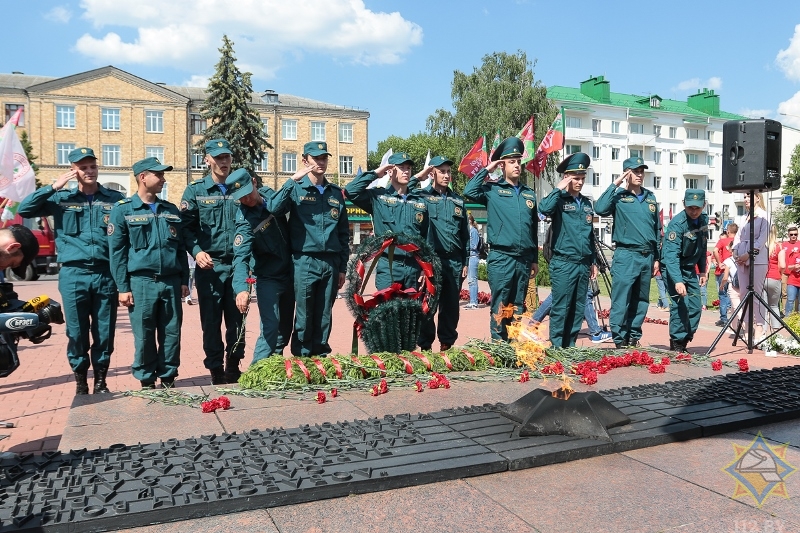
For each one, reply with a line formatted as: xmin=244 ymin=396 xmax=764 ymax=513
xmin=4 ymin=1 xmax=800 ymax=152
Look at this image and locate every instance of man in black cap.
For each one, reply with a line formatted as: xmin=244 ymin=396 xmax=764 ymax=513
xmin=463 ymin=137 xmax=539 ymax=341
xmin=0 ymin=225 xmax=38 ymax=276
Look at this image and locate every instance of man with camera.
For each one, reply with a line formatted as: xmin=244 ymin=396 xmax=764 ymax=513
xmin=18 ymin=147 xmax=124 ymax=395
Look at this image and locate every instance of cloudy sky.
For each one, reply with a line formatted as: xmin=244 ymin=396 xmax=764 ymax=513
xmin=7 ymin=0 xmax=800 ymax=150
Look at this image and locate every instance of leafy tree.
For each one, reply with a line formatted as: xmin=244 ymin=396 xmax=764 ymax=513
xmin=199 ymin=35 xmax=271 ymax=180
xmin=773 ymin=143 xmax=800 ymax=236
xmin=426 ymin=51 xmax=558 ymax=188
xmin=18 ymin=130 xmax=42 ymax=188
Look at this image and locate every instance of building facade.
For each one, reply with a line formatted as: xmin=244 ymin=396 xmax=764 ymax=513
xmin=0 ymin=66 xmax=369 ymax=201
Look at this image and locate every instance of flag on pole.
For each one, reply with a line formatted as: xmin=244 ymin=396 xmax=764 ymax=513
xmin=458 ymin=136 xmax=487 ymax=180
xmin=668 ymin=205 xmax=673 ymax=220
xmin=530 ymin=108 xmax=565 ymax=177
xmin=516 ymin=117 xmax=536 ymax=170
xmin=487 ymin=131 xmax=503 ymax=180
xmin=0 ymin=108 xmax=36 ymax=202
xmin=367 ymin=148 xmax=392 ymax=189
xmin=419 ymin=149 xmax=432 ymax=189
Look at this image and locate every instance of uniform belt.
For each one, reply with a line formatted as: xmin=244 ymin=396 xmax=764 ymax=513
xmin=132 ymin=273 xmax=181 ymax=282
xmin=211 ymin=258 xmax=233 ymax=265
xmin=616 ymin=244 xmax=654 ymax=255
xmin=62 ymin=262 xmax=110 ymax=272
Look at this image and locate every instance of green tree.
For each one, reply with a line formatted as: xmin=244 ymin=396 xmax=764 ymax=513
xmin=367 ymin=132 xmax=465 ymax=191
xmin=18 ymin=130 xmax=42 ymax=188
xmin=199 ymin=35 xmax=271 ymax=180
xmin=775 ymin=142 xmax=800 ymax=236
xmin=426 ymin=51 xmax=558 ymax=188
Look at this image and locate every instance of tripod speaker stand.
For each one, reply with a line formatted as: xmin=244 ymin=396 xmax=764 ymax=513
xmin=705 ymin=190 xmax=800 ymax=355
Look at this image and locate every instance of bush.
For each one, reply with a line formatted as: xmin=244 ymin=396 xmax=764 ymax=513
xmin=478 ymin=261 xmax=487 ymax=281
xmin=536 ymin=249 xmax=550 ymax=287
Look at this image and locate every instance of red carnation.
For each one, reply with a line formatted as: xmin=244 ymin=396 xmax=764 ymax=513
xmin=216 ymin=396 xmax=231 ymax=410
xmin=712 ymin=359 xmax=723 ymax=371
xmin=245 ymin=277 xmax=256 ymax=285
xmin=580 ymin=370 xmax=598 ymax=385
xmin=330 ymin=388 xmax=338 ymax=398
xmin=660 ymin=357 xmax=671 ymax=366
xmin=518 ymin=370 xmax=530 ymax=383
xmin=379 ymin=379 xmax=388 ymax=394
xmin=316 ymin=391 xmax=326 ymax=404
xmin=737 ymin=358 xmax=749 ymax=372
xmin=415 ymin=380 xmax=423 ymax=392
xmin=201 ymin=400 xmax=217 ymax=413
xmin=648 ymin=363 xmax=666 ymax=374
xmin=371 ymin=385 xmax=381 ymax=396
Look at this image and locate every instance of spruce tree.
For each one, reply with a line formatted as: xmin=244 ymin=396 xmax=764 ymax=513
xmin=199 ymin=35 xmax=271 ymax=178
xmin=19 ymin=129 xmax=42 ymax=188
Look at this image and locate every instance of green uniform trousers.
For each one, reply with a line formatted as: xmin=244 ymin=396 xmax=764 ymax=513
xmin=251 ymin=273 xmax=294 ymax=363
xmin=129 ymin=275 xmax=182 ymax=384
xmin=610 ymin=248 xmax=654 ymax=345
xmin=488 ymin=250 xmax=535 ymax=341
xmin=419 ymin=255 xmax=463 ymax=348
xmin=195 ymin=263 xmax=243 ymax=370
xmin=665 ymin=267 xmax=702 ymax=344
xmin=550 ymin=256 xmax=592 ymax=348
xmin=59 ymin=266 xmax=117 ymax=373
xmin=292 ymin=253 xmax=339 ymax=356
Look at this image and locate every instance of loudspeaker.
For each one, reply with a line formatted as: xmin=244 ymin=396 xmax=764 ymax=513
xmin=721 ymin=119 xmax=782 ymax=192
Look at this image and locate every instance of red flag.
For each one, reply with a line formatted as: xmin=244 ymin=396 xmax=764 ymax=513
xmin=658 ymin=208 xmax=664 ymax=237
xmin=458 ymin=136 xmax=487 ymax=179
xmin=531 ymin=110 xmax=565 ymax=177
xmin=668 ymin=205 xmax=673 ymax=219
xmin=516 ymin=117 xmax=536 ymax=170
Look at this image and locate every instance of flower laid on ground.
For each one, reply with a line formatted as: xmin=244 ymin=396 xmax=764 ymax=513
xmin=541 ymin=361 xmax=565 ymax=375
xmin=330 ymin=388 xmax=338 ymax=398
xmin=712 ymin=359 xmax=723 ymax=371
xmin=370 ymin=379 xmax=390 ymax=397
xmin=738 ymin=358 xmax=749 ymax=372
xmin=660 ymin=357 xmax=671 ymax=365
xmin=580 ymin=370 xmax=598 ymax=385
xmin=201 ymin=395 xmax=231 ymax=413
xmin=648 ymin=363 xmax=666 ymax=374
xmin=518 ymin=370 xmax=530 ymax=382
xmin=415 ymin=380 xmax=423 ymax=392
xmin=644 ymin=317 xmax=668 ymax=325
xmin=316 ymin=391 xmax=326 ymax=404
xmin=428 ymin=372 xmax=450 ymax=389
xmin=766 ymin=335 xmax=800 ymax=355
xmin=676 ymin=353 xmax=692 ymax=362
xmin=459 ymin=289 xmax=492 ymax=304
xmin=371 ymin=385 xmax=381 ymax=396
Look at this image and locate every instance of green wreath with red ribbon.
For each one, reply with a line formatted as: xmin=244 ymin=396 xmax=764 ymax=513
xmin=344 ymin=232 xmax=441 ymax=354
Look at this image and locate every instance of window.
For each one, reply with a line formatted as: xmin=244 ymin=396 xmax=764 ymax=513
xmin=612 ymin=174 xmax=620 ymax=183
xmin=611 ymin=148 xmax=620 ymax=160
xmin=145 ymin=110 xmax=163 ymax=133
xmin=339 ymin=123 xmax=353 ymax=143
xmin=669 ymin=127 xmax=677 ymax=139
xmin=158 ymin=182 xmax=168 ymax=201
xmin=669 ymin=152 xmax=677 ymax=164
xmin=592 ymin=172 xmax=600 ymax=187
xmin=191 ymin=150 xmax=206 ymax=170
xmin=592 ymin=119 xmax=601 ymax=132
xmin=282 ymin=153 xmax=297 ymax=173
xmin=629 ymin=123 xmax=644 ymax=134
xmin=56 ymin=143 xmax=76 ymax=165
xmin=707 ymin=155 xmax=715 ymax=167
xmin=565 ymin=116 xmax=581 ymax=128
xmin=707 ymin=179 xmax=715 ymax=191
xmin=592 ymin=146 xmax=601 ymax=159
xmin=653 ymin=125 xmax=661 ymax=137
xmin=4 ymin=104 xmax=24 ymax=126
xmin=566 ymin=145 xmax=581 ymax=155
xmin=311 ymin=121 xmax=326 ymax=141
xmin=145 ymin=146 xmax=164 ymax=161
xmin=190 ymin=114 xmax=205 ymax=135
xmin=102 ymin=145 xmax=121 ymax=167
xmin=670 ymin=203 xmax=677 ymax=215
xmin=669 ymin=177 xmax=677 ymax=190
xmin=706 ymin=204 xmax=714 ymax=216
xmin=630 ymin=149 xmax=642 ymax=159
xmin=282 ymin=119 xmax=297 ymax=140
xmin=339 ymin=156 xmax=353 ymax=175
xmin=686 ymin=153 xmax=699 ymax=164
xmin=654 ymin=151 xmax=662 ymax=164
xmin=257 ymin=155 xmax=268 ymax=172
xmin=706 ymin=130 xmax=714 ymax=142
xmin=737 ymin=205 xmax=746 ymax=216
xmin=654 ymin=176 xmax=662 ymax=189
xmin=611 ymin=121 xmax=620 ymax=134
xmin=685 ymin=178 xmax=698 ymax=189
xmin=687 ymin=128 xmax=699 ymax=139
xmin=56 ymin=105 xmax=75 ymax=129
xmin=101 ymin=108 xmax=120 ymax=131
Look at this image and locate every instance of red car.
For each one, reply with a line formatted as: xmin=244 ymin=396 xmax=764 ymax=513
xmin=2 ymin=212 xmax=59 ymax=281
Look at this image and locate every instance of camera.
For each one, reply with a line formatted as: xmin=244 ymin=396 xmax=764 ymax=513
xmin=0 ymin=282 xmax=64 ymax=378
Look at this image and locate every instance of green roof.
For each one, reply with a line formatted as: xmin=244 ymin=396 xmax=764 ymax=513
xmin=547 ymin=85 xmax=748 ymax=121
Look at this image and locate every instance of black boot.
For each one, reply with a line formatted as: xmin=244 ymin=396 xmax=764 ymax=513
xmin=93 ymin=368 xmax=110 ymax=394
xmin=74 ymin=372 xmax=89 ymax=395
xmin=224 ymin=356 xmax=241 ymax=384
xmin=210 ymin=367 xmax=227 ymax=385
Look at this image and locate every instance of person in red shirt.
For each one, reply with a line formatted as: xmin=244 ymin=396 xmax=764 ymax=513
xmin=784 ymin=224 xmax=800 ymax=315
xmin=712 ymin=222 xmax=737 ymax=326
xmin=765 ymin=224 xmax=785 ymax=337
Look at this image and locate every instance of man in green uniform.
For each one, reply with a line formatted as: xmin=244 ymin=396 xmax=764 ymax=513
xmin=228 ymin=169 xmax=294 ymax=362
xmin=180 ymin=139 xmax=242 ymax=383
xmin=463 ymin=137 xmax=539 ymax=341
xmin=345 ymin=152 xmax=430 ymax=290
xmin=662 ymin=189 xmax=708 ymax=352
xmin=109 ymin=157 xmax=189 ymax=388
xmin=594 ymin=156 xmax=660 ymax=348
xmin=539 ymin=152 xmax=597 ymax=348
xmin=19 ymin=147 xmax=124 ymax=395
xmin=266 ymin=142 xmax=349 ymax=357
xmin=411 ymin=155 xmax=469 ymax=351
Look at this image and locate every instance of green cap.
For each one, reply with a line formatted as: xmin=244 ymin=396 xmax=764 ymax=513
xmin=303 ymin=141 xmax=332 ymax=157
xmin=205 ymin=138 xmax=232 ymax=157
xmin=429 ymin=155 xmax=454 ymax=167
xmin=225 ymin=168 xmax=254 ymax=200
xmin=132 ymin=157 xmax=173 ymax=176
xmin=67 ymin=147 xmax=96 ymax=163
xmin=388 ymin=152 xmax=413 ymax=165
xmin=490 ymin=137 xmax=524 ymax=162
xmin=556 ymin=152 xmax=591 ymax=173
xmin=684 ymin=189 xmax=705 ymax=207
xmin=623 ymin=156 xmax=648 ymax=171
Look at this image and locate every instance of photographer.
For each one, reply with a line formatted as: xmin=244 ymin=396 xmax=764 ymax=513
xmin=0 ymin=225 xmax=38 ymax=280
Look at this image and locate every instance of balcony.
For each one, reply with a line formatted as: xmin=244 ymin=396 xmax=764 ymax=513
xmin=565 ymin=126 xmax=593 ymax=142
xmin=628 ymin=133 xmax=657 ymax=146
xmin=683 ymin=163 xmax=709 ymax=176
xmin=683 ymin=138 xmax=709 ymax=151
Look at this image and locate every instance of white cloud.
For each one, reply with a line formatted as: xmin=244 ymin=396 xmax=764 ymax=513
xmin=73 ymin=0 xmax=422 ymax=73
xmin=777 ymin=23 xmax=800 ymax=82
xmin=777 ymin=91 xmax=800 ymax=128
xmin=44 ymin=6 xmax=71 ymax=23
xmin=672 ymin=76 xmax=722 ymax=92
xmin=182 ymin=75 xmax=210 ymax=88
xmin=739 ymin=108 xmax=773 ymax=119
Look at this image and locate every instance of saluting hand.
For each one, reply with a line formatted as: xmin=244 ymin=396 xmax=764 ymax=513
xmin=485 ymin=160 xmax=503 ymax=174
xmin=374 ymin=163 xmax=393 ymax=177
xmin=414 ymin=165 xmax=435 ymax=180
xmin=615 ymin=171 xmax=629 ymax=188
xmin=556 ymin=175 xmax=572 ymax=191
xmin=53 ymin=169 xmax=76 ymax=191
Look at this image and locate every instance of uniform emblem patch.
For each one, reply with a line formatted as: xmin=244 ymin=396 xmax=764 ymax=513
xmin=107 ymin=223 xmax=114 ymax=236
xmin=649 ymin=204 xmax=656 ymax=213
xmin=234 ymin=234 xmax=243 ymax=246
xmin=169 ymin=226 xmax=177 ymax=237
xmin=668 ymin=231 xmax=677 ymax=241
xmin=330 ymin=208 xmax=339 ymax=219
xmin=415 ymin=212 xmax=423 ymax=224
xmin=103 ymin=214 xmax=110 ymax=225
xmin=586 ymin=215 xmax=592 ymax=224
xmin=454 ymin=206 xmax=462 ymax=216
xmin=180 ymin=200 xmax=189 ymax=211
xmin=526 ymin=199 xmax=534 ymax=209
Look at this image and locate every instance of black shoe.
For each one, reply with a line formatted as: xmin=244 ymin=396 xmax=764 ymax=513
xmin=74 ymin=372 xmax=89 ymax=395
xmin=210 ymin=367 xmax=227 ymax=385
xmin=140 ymin=381 xmax=156 ymax=390
xmin=92 ymin=368 xmax=110 ymax=394
xmin=160 ymin=377 xmax=175 ymax=388
xmin=627 ymin=339 xmax=641 ymax=348
xmin=673 ymin=342 xmax=687 ymax=353
xmin=714 ymin=319 xmax=726 ymax=327
xmin=224 ymin=356 xmax=242 ymax=384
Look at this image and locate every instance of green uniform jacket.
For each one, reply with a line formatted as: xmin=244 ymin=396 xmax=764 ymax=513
xmin=232 ymin=189 xmax=292 ymax=294
xmin=108 ymin=195 xmax=190 ymax=293
xmin=661 ymin=211 xmax=709 ymax=282
xmin=344 ymin=171 xmax=430 ymax=242
xmin=180 ymin=175 xmax=239 ymax=262
xmin=417 ymin=184 xmax=469 ymax=269
xmin=462 ymin=169 xmax=538 ymax=257
xmin=594 ymin=184 xmax=660 ymax=258
xmin=538 ymin=188 xmax=595 ymax=262
xmin=265 ymin=176 xmax=349 ymax=270
xmin=18 ymin=184 xmax=124 ymax=266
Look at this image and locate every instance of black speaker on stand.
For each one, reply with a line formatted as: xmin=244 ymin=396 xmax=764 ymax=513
xmin=707 ymin=119 xmax=800 ymax=355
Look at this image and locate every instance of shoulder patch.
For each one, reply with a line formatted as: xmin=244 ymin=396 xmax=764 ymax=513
xmin=107 ymin=223 xmax=115 ymax=236
xmin=668 ymin=231 xmax=676 ymax=241
xmin=116 ymin=198 xmax=129 ymax=205
xmin=191 ymin=178 xmax=204 ymax=184
xmin=234 ymin=234 xmax=243 ymax=247
xmin=180 ymin=200 xmax=189 ymax=211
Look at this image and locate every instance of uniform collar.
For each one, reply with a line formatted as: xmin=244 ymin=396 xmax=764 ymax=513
xmin=203 ymin=174 xmax=226 ymax=191
xmin=497 ymin=178 xmax=528 ymax=190
xmin=559 ymin=189 xmax=586 ymax=202
xmin=423 ymin=183 xmax=456 ymax=197
xmin=131 ymin=194 xmax=161 ymax=210
xmin=300 ymin=175 xmax=331 ymax=190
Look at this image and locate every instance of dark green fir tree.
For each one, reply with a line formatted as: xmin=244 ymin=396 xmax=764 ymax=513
xmin=19 ymin=129 xmax=42 ymax=188
xmin=199 ymin=35 xmax=271 ymax=177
